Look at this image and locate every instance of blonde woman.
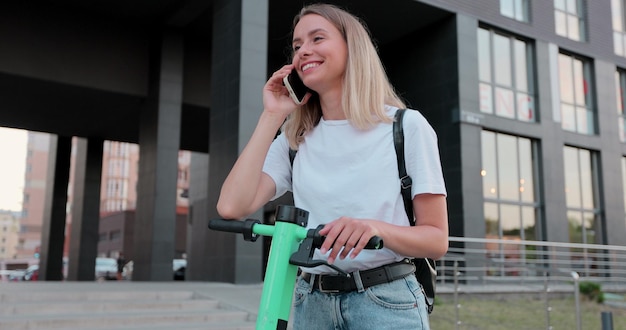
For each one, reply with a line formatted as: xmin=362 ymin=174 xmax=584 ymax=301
xmin=218 ymin=3 xmax=448 ymax=329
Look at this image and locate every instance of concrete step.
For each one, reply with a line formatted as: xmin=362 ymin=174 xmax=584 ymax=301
xmin=0 ymin=309 xmax=254 ymax=329
xmin=88 ymin=321 xmax=256 ymax=330
xmin=0 ymin=298 xmax=219 ymax=316
xmin=0 ymin=289 xmax=196 ymax=303
xmin=0 ymin=283 xmax=258 ymax=329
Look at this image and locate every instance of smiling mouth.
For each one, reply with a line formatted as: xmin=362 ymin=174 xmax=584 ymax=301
xmin=302 ymin=62 xmax=320 ymax=71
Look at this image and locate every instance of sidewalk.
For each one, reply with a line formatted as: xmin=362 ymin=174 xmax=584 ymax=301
xmin=0 ymin=280 xmax=265 ymax=314
xmin=0 ymin=281 xmax=265 ymax=329
xmin=2 ymin=279 xmax=624 ymax=329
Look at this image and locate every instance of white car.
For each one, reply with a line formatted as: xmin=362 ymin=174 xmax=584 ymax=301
xmin=95 ymin=257 xmax=118 ymax=281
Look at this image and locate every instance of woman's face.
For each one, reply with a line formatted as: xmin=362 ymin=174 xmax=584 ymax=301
xmin=292 ymin=14 xmax=348 ymax=95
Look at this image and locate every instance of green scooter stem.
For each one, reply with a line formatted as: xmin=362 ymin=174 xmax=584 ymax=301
xmin=253 ymin=222 xmax=308 ymax=330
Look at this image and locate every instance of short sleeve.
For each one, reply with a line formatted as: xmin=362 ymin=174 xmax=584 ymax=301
xmin=402 ymin=109 xmax=447 ymax=197
xmin=262 ymin=133 xmax=293 ymax=200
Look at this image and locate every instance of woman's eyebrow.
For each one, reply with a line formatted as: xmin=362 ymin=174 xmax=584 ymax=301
xmin=292 ymin=28 xmax=328 ymax=44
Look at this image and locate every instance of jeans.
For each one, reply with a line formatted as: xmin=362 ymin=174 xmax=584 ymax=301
xmin=293 ymin=273 xmax=430 ymax=330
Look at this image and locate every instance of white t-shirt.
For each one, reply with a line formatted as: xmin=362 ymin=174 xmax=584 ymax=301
xmin=262 ymin=106 xmax=446 ymax=274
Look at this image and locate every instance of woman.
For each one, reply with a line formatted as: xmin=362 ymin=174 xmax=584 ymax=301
xmin=217 ymin=3 xmax=448 ymax=329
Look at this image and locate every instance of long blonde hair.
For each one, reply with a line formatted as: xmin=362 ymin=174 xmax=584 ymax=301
xmin=283 ymin=3 xmax=406 ymax=149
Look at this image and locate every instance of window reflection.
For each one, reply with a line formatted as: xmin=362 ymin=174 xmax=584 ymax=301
xmin=478 ymin=27 xmax=536 ymax=122
xmin=494 ymin=34 xmax=512 ymax=87
xmin=500 ymin=0 xmax=529 ymax=22
xmin=518 ymin=139 xmax=534 ymax=202
xmin=482 ymin=131 xmax=539 ymax=276
xmin=482 ymin=131 xmax=497 ymax=198
xmin=555 ymin=0 xmax=585 ymax=41
xmin=612 ymin=0 xmax=626 ymax=56
xmin=615 ymin=70 xmax=626 ymax=142
xmin=478 ymin=29 xmax=491 ymax=82
xmin=497 ymin=134 xmax=519 ymax=201
xmin=622 ymin=158 xmax=626 ymax=215
xmin=563 ymin=146 xmax=599 ymax=246
xmin=485 ymin=203 xmax=499 ymax=238
xmin=563 ymin=146 xmax=581 ymax=208
xmin=558 ymin=53 xmax=595 ymax=135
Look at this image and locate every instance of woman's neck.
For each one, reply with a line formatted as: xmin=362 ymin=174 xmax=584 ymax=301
xmin=319 ymin=88 xmax=345 ymax=120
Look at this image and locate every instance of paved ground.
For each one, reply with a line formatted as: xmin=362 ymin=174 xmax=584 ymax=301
xmin=0 ymin=281 xmax=265 ymax=315
xmin=1 ymin=279 xmax=624 ymax=329
xmin=0 ymin=281 xmax=267 ymax=329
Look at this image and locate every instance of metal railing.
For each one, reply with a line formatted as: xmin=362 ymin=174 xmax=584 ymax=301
xmin=431 ymin=237 xmax=626 ymax=329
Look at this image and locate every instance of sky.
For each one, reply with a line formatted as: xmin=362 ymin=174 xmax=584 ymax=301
xmin=0 ymin=127 xmax=27 ymax=212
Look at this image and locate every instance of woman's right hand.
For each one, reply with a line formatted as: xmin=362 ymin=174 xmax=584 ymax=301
xmin=263 ymin=65 xmax=310 ymax=117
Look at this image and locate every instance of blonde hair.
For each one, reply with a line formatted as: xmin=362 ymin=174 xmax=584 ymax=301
xmin=283 ymin=3 xmax=406 ymax=149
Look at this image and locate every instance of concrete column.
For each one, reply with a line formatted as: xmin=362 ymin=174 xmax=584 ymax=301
xmin=536 ymin=42 xmax=569 ymax=244
xmin=133 ymin=29 xmax=183 ymax=281
xmin=186 ymin=152 xmax=209 ymax=280
xmin=39 ymin=135 xmax=72 ymax=281
xmin=67 ymin=137 xmax=103 ymax=281
xmin=188 ymin=0 xmax=268 ymax=283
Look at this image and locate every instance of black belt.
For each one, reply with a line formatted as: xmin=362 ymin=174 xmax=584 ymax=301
xmin=301 ymin=259 xmax=416 ymax=293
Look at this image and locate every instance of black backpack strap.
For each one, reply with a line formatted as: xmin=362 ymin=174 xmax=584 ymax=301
xmin=394 ymin=109 xmax=437 ymax=314
xmin=393 ymin=109 xmax=415 ymax=226
xmin=289 ymin=148 xmax=297 ymax=166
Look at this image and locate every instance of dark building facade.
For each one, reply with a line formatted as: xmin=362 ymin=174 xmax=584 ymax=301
xmin=97 ymin=210 xmax=187 ymax=261
xmin=1 ymin=0 xmax=625 ymax=283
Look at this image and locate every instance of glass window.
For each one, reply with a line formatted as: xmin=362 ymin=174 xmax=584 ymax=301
xmin=563 ymin=146 xmax=599 ymax=245
xmin=497 ymin=134 xmax=519 ymax=201
xmin=482 ymin=131 xmax=538 ymax=239
xmin=558 ymin=53 xmax=595 ymax=134
xmin=110 ymin=230 xmax=121 ymax=241
xmin=616 ymin=70 xmax=626 ymax=142
xmin=482 ymin=131 xmax=498 ymax=198
xmin=564 ymin=146 xmax=602 ymax=277
xmin=621 ymin=157 xmax=626 ymax=218
xmin=500 ymin=0 xmax=529 ymax=22
xmin=555 ymin=0 xmax=586 ymax=41
xmin=482 ymin=131 xmax=539 ymax=276
xmin=612 ymin=0 xmax=626 ymax=56
xmin=478 ymin=27 xmax=536 ymax=122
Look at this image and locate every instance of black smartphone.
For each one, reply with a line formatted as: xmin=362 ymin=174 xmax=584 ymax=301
xmin=283 ymin=69 xmax=309 ymax=105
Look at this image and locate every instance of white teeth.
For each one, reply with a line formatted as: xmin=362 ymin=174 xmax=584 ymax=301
xmin=302 ymin=63 xmax=319 ymax=71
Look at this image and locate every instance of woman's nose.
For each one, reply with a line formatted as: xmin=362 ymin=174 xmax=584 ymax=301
xmin=297 ymin=42 xmax=312 ymax=57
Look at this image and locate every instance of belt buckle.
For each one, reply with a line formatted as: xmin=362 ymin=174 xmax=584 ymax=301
xmin=317 ymin=276 xmax=341 ymax=293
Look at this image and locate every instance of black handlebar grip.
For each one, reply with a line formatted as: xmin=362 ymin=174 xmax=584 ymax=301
xmin=209 ymin=219 xmax=244 ymax=233
xmin=366 ymin=236 xmax=383 ymax=249
xmin=208 ymin=219 xmax=247 ymax=233
xmin=209 ymin=219 xmax=261 ymax=242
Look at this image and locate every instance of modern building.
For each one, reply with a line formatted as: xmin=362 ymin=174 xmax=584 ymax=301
xmin=0 ymin=210 xmax=20 ymax=261
xmin=1 ymin=0 xmax=625 ymax=283
xmin=95 ymin=141 xmax=190 ymax=261
xmin=18 ymin=134 xmax=191 ymax=270
xmin=97 ymin=210 xmax=188 ymax=263
xmin=17 ymin=132 xmax=51 ymax=260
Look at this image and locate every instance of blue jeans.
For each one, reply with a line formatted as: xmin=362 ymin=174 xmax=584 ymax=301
xmin=293 ymin=273 xmax=430 ymax=330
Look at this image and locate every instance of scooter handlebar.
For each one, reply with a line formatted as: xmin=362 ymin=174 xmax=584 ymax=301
xmin=208 ymin=219 xmax=261 ymax=242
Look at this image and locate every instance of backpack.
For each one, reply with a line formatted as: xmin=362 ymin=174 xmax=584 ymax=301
xmin=288 ymin=108 xmax=437 ymax=313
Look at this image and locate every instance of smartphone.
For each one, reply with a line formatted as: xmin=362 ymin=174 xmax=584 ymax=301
xmin=283 ymin=69 xmax=310 ymax=105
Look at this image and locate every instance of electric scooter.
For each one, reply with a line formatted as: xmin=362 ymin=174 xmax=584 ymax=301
xmin=208 ymin=205 xmax=383 ymax=330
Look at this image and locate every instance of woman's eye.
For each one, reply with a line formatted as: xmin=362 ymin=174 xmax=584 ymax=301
xmin=293 ymin=45 xmax=301 ymax=52
xmin=313 ymin=36 xmax=323 ymax=42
